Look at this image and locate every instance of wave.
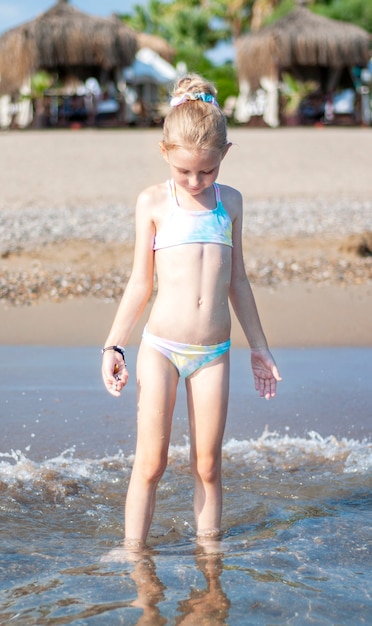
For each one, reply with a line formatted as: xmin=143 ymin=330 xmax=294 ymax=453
xmin=1 ymin=429 xmax=370 ymax=489
xmin=222 ymin=427 xmax=372 ymax=474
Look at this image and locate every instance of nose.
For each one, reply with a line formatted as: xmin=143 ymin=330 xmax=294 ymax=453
xmin=189 ymin=172 xmax=201 ymax=187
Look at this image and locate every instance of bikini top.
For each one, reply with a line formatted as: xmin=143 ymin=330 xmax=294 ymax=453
xmin=153 ymin=180 xmax=233 ymax=250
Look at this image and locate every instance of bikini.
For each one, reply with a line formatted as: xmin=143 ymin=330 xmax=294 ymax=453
xmin=143 ymin=327 xmax=231 ymax=378
xmin=153 ymin=179 xmax=233 ymax=251
xmin=142 ymin=179 xmax=233 ymax=378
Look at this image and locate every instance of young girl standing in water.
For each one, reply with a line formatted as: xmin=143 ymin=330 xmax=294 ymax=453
xmin=102 ymin=74 xmax=281 ymax=546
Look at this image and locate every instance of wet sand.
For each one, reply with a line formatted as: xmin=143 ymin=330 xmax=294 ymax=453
xmin=0 ymin=284 xmax=371 ymax=347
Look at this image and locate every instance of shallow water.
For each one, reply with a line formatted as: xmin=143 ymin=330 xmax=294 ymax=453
xmin=0 ymin=347 xmax=371 ymax=625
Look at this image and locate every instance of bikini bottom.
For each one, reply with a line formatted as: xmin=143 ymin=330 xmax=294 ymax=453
xmin=142 ymin=325 xmax=231 ymax=378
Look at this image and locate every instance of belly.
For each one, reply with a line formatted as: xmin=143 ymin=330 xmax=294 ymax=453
xmin=148 ymin=243 xmax=232 ymax=344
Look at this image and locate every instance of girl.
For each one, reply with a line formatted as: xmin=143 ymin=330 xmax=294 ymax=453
xmin=102 ymin=74 xmax=281 ymax=545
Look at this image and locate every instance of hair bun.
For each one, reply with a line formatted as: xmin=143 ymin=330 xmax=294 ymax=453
xmin=172 ymin=74 xmax=217 ymax=100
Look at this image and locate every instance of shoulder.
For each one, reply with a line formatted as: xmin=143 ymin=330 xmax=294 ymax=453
xmin=218 ymin=184 xmax=242 ymax=203
xmin=136 ymin=182 xmax=168 ymax=211
xmin=217 ymin=184 xmax=242 ymax=220
xmin=135 ymin=182 xmax=169 ymax=223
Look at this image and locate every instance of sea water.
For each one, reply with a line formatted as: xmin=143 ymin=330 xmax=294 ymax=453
xmin=0 ymin=346 xmax=371 ymax=625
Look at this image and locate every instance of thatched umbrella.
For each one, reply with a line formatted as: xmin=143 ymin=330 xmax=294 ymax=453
xmin=236 ymin=7 xmax=371 ymax=92
xmin=136 ymin=33 xmax=175 ymax=63
xmin=0 ymin=0 xmax=138 ymax=96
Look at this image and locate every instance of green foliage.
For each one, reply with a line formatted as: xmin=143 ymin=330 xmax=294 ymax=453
xmin=206 ymin=64 xmax=239 ymax=106
xmin=122 ymin=0 xmax=169 ymax=35
xmin=265 ymin=0 xmax=372 ymax=32
xmin=174 ymin=50 xmax=213 ymax=75
xmin=313 ymin=0 xmax=372 ymax=33
xmin=122 ymin=0 xmax=227 ymax=51
xmin=281 ymin=72 xmax=317 ymax=114
xmin=173 ymin=51 xmax=238 ymax=106
xmin=208 ymin=0 xmax=252 ymax=37
xmin=30 ymin=71 xmax=53 ymax=97
xmin=263 ymin=0 xmax=295 ymax=25
xmin=168 ymin=7 xmax=219 ymax=50
xmin=120 ymin=0 xmax=240 ymax=105
xmin=246 ymin=0 xmax=372 ymax=33
xmin=119 ymin=0 xmax=371 ymax=110
xmin=122 ymin=0 xmax=372 ymax=43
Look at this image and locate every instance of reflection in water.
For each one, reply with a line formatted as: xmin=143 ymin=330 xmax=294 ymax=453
xmin=104 ymin=539 xmax=230 ymax=625
xmin=130 ymin=556 xmax=167 ymax=626
xmin=3 ymin=420 xmax=370 ymax=624
xmin=175 ymin=539 xmax=230 ymax=625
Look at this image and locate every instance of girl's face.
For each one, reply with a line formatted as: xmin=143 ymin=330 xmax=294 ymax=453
xmin=162 ymin=146 xmax=230 ymax=197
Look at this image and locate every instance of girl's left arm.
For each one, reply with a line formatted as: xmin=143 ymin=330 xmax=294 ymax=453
xmin=228 ymin=190 xmax=282 ymax=398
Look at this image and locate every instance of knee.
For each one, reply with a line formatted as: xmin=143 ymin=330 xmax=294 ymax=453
xmin=137 ymin=455 xmax=168 ymax=485
xmin=191 ymin=454 xmax=221 ymax=485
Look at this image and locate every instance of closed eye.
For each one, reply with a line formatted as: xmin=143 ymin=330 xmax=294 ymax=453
xmin=176 ymin=168 xmax=216 ymax=175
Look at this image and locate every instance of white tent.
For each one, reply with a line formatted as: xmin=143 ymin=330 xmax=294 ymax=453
xmin=124 ymin=48 xmax=177 ymax=86
xmin=123 ymin=47 xmax=177 ymax=123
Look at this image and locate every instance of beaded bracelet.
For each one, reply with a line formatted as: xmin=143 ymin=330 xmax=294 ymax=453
xmin=101 ymin=345 xmax=126 ymax=364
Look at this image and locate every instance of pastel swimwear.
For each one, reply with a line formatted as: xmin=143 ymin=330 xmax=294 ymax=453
xmin=153 ymin=179 xmax=233 ymax=250
xmin=143 ymin=326 xmax=231 ymax=378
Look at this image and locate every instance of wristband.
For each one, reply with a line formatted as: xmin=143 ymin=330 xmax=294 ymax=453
xmin=102 ymin=345 xmax=126 ymax=364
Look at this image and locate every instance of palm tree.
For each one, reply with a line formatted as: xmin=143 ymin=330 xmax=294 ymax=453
xmin=251 ymin=0 xmax=280 ymax=31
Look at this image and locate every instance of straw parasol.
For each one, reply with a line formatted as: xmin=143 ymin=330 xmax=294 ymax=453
xmin=0 ymin=0 xmax=138 ymax=96
xmin=136 ymin=32 xmax=175 ymax=63
xmin=236 ymin=7 xmax=371 ymax=91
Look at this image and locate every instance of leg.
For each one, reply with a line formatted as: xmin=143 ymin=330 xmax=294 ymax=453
xmin=186 ymin=351 xmax=230 ymax=536
xmin=125 ymin=339 xmax=179 ymax=542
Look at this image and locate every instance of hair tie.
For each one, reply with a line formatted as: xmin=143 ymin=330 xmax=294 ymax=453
xmin=170 ymin=92 xmax=218 ymax=107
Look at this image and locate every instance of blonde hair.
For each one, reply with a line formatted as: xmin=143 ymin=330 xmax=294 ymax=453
xmin=161 ymin=74 xmax=228 ymax=153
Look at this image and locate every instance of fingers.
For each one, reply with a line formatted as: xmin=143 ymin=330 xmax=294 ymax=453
xmin=272 ymin=365 xmax=282 ymax=382
xmin=108 ymin=368 xmax=129 ymax=396
xmin=254 ymin=374 xmax=276 ymax=399
xmin=104 ymin=371 xmax=129 ymax=396
xmin=251 ymin=349 xmax=282 ymax=400
xmin=267 ymin=375 xmax=278 ymax=399
xmin=254 ymin=368 xmax=281 ymax=399
xmin=102 ymin=354 xmax=129 ymax=396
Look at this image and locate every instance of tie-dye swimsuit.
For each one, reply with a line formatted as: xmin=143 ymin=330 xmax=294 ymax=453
xmin=143 ymin=180 xmax=232 ymax=378
xmin=153 ymin=179 xmax=232 ymax=250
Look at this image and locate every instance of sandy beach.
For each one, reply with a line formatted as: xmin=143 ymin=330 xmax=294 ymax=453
xmin=1 ymin=128 xmax=371 ymax=626
xmin=0 ymin=126 xmax=371 ymax=347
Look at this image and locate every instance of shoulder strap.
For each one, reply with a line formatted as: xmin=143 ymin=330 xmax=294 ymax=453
xmin=213 ymin=182 xmax=221 ymax=205
xmin=168 ymin=179 xmax=179 ymax=207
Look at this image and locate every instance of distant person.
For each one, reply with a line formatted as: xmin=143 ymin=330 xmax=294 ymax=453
xmin=101 ymin=73 xmax=281 ymax=549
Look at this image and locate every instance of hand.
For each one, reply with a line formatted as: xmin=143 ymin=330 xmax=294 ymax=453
xmin=251 ymin=348 xmax=282 ymax=399
xmin=102 ymin=350 xmax=129 ymax=397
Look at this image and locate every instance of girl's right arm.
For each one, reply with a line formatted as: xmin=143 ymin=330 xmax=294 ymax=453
xmin=102 ymin=189 xmax=156 ymax=396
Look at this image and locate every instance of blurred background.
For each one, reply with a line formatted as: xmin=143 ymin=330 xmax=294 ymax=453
xmin=0 ymin=0 xmax=371 ymax=130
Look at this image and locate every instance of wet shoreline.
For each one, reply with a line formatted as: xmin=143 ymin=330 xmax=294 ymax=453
xmin=1 ymin=346 xmax=371 ymax=462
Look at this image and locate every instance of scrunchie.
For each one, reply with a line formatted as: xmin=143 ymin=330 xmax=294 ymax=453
xmin=170 ymin=92 xmax=218 ymax=107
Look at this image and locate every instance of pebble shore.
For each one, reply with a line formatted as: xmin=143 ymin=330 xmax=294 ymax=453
xmin=1 ymin=197 xmax=372 ymax=252
xmin=1 ymin=198 xmax=371 ymax=306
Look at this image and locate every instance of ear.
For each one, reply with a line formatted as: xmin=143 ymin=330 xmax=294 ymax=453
xmin=221 ymin=142 xmax=232 ymax=160
xmin=159 ymin=142 xmax=169 ymax=162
